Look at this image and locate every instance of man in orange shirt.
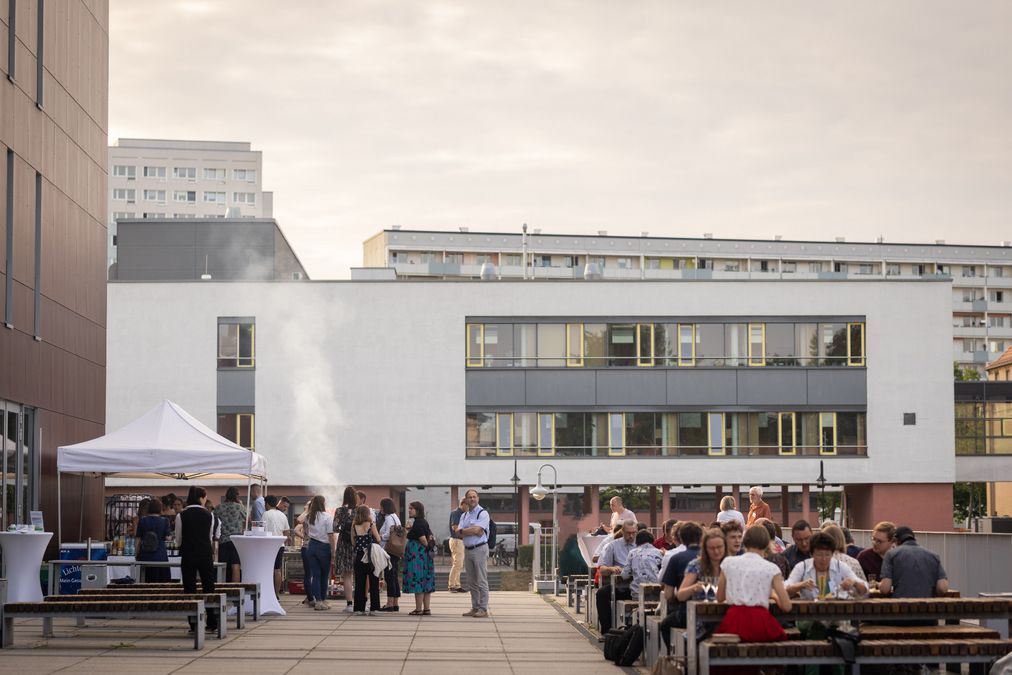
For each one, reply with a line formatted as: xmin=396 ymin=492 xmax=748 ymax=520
xmin=746 ymin=486 xmax=772 ymax=526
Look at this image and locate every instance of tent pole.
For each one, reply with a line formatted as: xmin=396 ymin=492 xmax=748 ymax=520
xmin=78 ymin=474 xmax=85 ymax=540
xmin=245 ymin=473 xmax=253 ymax=528
xmin=57 ymin=470 xmax=62 ymax=547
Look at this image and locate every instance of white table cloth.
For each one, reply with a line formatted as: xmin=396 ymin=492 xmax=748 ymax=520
xmin=0 ymin=531 xmax=52 ymax=602
xmin=231 ymin=534 xmax=285 ymax=616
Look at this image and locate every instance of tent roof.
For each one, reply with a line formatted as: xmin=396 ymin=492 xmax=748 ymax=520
xmin=58 ymin=399 xmax=267 ymax=480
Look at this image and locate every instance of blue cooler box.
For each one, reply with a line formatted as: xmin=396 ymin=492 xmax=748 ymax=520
xmin=59 ymin=543 xmax=109 ymax=594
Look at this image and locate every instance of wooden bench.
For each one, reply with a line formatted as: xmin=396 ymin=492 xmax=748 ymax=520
xmin=44 ymin=593 xmax=228 ymax=639
xmin=80 ymin=586 xmax=246 ymax=629
xmin=3 ymin=599 xmax=207 ymax=650
xmin=109 ymin=582 xmax=261 ymax=621
xmin=566 ymin=575 xmax=589 ymax=609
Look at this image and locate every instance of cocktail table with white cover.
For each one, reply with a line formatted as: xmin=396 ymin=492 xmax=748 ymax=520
xmin=0 ymin=531 xmax=53 ymax=602
xmin=230 ymin=534 xmax=286 ymax=616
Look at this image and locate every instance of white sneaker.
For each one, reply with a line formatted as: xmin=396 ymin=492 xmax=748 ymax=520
xmin=343 ymin=604 xmax=355 ymax=613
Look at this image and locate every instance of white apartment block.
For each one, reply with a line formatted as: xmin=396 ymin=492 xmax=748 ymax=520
xmin=363 ymin=229 xmax=1012 ymax=373
xmin=108 ymin=139 xmax=274 ymax=267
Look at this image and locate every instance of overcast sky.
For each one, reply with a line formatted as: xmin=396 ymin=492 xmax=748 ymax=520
xmin=110 ymin=1 xmax=1012 ymax=279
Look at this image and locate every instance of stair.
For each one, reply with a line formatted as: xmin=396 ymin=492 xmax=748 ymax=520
xmin=434 ymin=569 xmax=504 ymax=591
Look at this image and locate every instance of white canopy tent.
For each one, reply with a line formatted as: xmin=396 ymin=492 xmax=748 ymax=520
xmin=57 ymin=399 xmax=267 ymax=543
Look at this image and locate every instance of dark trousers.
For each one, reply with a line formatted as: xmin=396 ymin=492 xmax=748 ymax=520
xmin=300 ymin=546 xmax=313 ymax=601
xmin=660 ymin=604 xmax=686 ymax=650
xmin=596 ymin=581 xmax=631 ymax=634
xmin=181 ymin=555 xmax=217 ymax=629
xmin=306 ymin=540 xmax=331 ymax=602
xmin=353 ymin=556 xmax=380 ymax=612
xmin=384 ymin=556 xmax=400 ymax=599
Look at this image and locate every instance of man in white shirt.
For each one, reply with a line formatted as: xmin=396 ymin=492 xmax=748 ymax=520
xmin=603 ymin=496 xmax=637 ymax=532
xmin=264 ymin=495 xmax=291 ymax=595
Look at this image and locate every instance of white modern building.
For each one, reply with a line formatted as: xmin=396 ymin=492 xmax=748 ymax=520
xmin=363 ymin=229 xmax=1012 ymax=375
xmin=106 ymin=277 xmax=970 ymax=533
xmin=108 ymin=139 xmax=273 ymax=268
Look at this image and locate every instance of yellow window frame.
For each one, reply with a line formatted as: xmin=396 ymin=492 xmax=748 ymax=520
xmin=707 ymin=413 xmax=726 ymax=456
xmin=231 ymin=413 xmax=254 ymax=450
xmin=778 ymin=412 xmax=796 ymax=455
xmin=537 ymin=413 xmax=555 ymax=457
xmin=466 ymin=323 xmax=484 ymax=367
xmin=496 ymin=413 xmax=514 ymax=456
xmin=819 ymin=412 xmax=837 ymax=455
xmin=566 ymin=323 xmax=584 ymax=367
xmin=636 ymin=323 xmax=655 ymax=366
xmin=677 ymin=323 xmax=696 ymax=367
xmin=847 ymin=322 xmax=865 ymax=366
xmin=608 ymin=413 xmax=626 ymax=456
xmin=748 ymin=323 xmax=766 ymax=367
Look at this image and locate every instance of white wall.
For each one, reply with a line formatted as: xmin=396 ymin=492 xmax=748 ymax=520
xmin=107 ymin=279 xmax=954 ymax=490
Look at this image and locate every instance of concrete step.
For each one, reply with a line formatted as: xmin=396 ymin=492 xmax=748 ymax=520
xmin=434 ymin=570 xmax=503 ymax=591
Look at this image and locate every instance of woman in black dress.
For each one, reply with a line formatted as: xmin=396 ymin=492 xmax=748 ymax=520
xmin=136 ymin=498 xmax=171 ymax=582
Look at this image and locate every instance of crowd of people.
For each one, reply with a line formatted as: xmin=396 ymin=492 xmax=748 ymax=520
xmin=592 ymin=486 xmax=949 ymax=654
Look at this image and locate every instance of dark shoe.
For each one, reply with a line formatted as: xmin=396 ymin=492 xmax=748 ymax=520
xmin=422 ymin=609 xmax=431 ymax=616
xmin=379 ymin=606 xmax=399 ymax=612
xmin=408 ymin=609 xmax=423 ymax=615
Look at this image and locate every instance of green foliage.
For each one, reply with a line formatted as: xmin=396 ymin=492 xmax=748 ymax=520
xmin=954 ymin=361 xmax=982 ymax=381
xmin=516 ymin=542 xmax=559 ymax=571
xmin=817 ymin=491 xmax=840 ymax=522
xmin=599 ymin=485 xmax=656 ymax=514
xmin=953 ymin=482 xmax=986 ymax=522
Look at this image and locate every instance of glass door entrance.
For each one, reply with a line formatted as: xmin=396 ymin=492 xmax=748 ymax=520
xmin=2 ymin=400 xmax=37 ymax=530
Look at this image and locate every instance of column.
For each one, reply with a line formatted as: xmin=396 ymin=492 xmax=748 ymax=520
xmin=801 ymin=484 xmax=811 ymax=525
xmin=781 ymin=485 xmax=790 ymax=525
xmin=648 ymin=486 xmax=658 ymax=527
xmin=661 ymin=485 xmax=671 ymax=522
xmin=730 ymin=484 xmax=739 ymax=511
xmin=450 ymin=486 xmax=459 ymax=511
xmin=590 ymin=485 xmax=600 ymax=530
xmin=715 ymin=485 xmax=723 ymax=507
xmin=519 ymin=485 xmax=531 ymax=545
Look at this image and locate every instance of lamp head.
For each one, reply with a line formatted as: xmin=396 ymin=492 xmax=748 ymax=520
xmin=531 ymin=479 xmax=549 ymax=501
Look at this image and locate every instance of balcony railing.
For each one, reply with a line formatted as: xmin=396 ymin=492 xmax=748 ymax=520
xmin=465 ymin=444 xmax=867 ymax=458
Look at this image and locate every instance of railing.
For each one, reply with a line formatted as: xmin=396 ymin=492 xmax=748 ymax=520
xmin=466 ymin=444 xmax=868 ymax=458
xmin=467 ymin=356 xmax=861 ymax=368
xmin=531 ymin=524 xmax=558 ymax=594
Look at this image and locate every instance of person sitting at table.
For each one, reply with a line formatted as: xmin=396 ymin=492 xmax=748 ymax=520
xmin=821 ymin=523 xmax=867 ymax=583
xmin=856 ymin=521 xmax=895 ymax=584
xmin=595 ymin=520 xmax=637 ymax=637
xmin=715 ymin=525 xmax=792 ymax=651
xmin=621 ymin=529 xmax=663 ymax=597
xmin=785 ymin=531 xmax=867 ymax=599
xmin=659 ymin=523 xmax=713 ymax=650
xmin=653 ymin=518 xmax=678 ymax=551
xmin=720 ymin=519 xmax=744 ymax=556
xmin=136 ymin=498 xmax=171 ymax=582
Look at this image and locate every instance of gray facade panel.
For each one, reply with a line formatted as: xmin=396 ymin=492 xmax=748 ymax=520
xmin=465 ymin=370 xmax=526 ymax=406
xmin=596 ymin=370 xmax=667 ymax=405
xmin=217 ymin=369 xmax=256 ymax=408
xmin=806 ymin=369 xmax=867 ymax=406
xmin=737 ymin=370 xmax=809 ymax=406
xmin=667 ymin=370 xmax=738 ymax=405
xmin=525 ymin=370 xmax=598 ymax=406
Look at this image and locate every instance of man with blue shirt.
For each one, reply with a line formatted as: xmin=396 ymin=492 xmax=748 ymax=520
xmin=458 ymin=489 xmax=490 ymax=618
xmin=596 ymin=519 xmax=637 ymax=636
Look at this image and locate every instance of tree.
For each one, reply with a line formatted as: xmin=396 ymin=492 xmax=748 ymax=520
xmin=599 ymin=485 xmax=655 ymax=515
xmin=953 ymin=361 xmax=982 ymax=381
xmin=953 ymin=482 xmax=986 ymax=524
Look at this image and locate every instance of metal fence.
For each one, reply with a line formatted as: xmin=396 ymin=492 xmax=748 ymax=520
xmin=531 ymin=524 xmax=558 ymax=593
xmin=850 ymin=529 xmax=1012 ymax=598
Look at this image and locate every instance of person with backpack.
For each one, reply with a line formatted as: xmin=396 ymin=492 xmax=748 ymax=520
xmin=332 ymin=486 xmax=357 ymax=612
xmin=135 ymin=497 xmax=171 ymax=582
xmin=458 ymin=488 xmax=491 ymax=618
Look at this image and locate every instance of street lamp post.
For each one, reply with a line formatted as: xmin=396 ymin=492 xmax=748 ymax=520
xmin=510 ymin=460 xmax=520 ymax=571
xmin=815 ymin=460 xmax=827 ymax=525
xmin=530 ymin=463 xmax=558 ymax=590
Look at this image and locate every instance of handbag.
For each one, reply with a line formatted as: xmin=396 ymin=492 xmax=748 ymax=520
xmin=385 ymin=525 xmax=407 ymax=558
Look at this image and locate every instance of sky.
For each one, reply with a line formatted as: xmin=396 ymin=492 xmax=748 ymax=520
xmin=109 ymin=1 xmax=1012 ymax=279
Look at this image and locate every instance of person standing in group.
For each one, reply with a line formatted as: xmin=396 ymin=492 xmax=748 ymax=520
xmin=745 ymin=486 xmax=772 ymax=527
xmin=378 ymin=498 xmax=402 ymax=611
xmin=716 ymin=496 xmax=746 ymax=528
xmin=458 ymin=488 xmax=490 ymax=618
xmin=304 ymin=495 xmax=335 ymax=611
xmin=351 ymin=504 xmax=381 ymax=615
xmin=333 ymin=486 xmax=358 ymax=612
xmin=174 ymin=486 xmax=218 ymax=633
xmin=404 ymin=501 xmax=436 ymax=615
xmin=294 ymin=499 xmax=314 ymax=607
xmin=716 ymin=525 xmax=792 ymax=646
xmin=264 ymin=495 xmax=291 ymax=595
xmin=216 ymin=487 xmax=247 ymax=582
xmin=447 ymin=498 xmax=467 ymax=592
xmin=249 ymin=483 xmax=266 ymax=524
xmin=136 ymin=498 xmax=171 ymax=582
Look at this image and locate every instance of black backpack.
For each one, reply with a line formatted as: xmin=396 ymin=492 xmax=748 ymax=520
xmin=140 ymin=530 xmax=159 ymax=554
xmin=603 ymin=626 xmax=630 ymax=662
xmin=474 ymin=507 xmax=497 ymax=549
xmin=616 ymin=624 xmax=644 ymax=666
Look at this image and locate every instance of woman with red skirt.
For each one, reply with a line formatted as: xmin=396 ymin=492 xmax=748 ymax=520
xmin=714 ymin=524 xmax=793 ymax=674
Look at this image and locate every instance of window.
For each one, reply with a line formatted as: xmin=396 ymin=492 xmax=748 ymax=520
xmin=989 ymin=316 xmax=1007 ymax=328
xmin=218 ymin=412 xmax=255 ymax=450
xmin=204 ymin=168 xmax=226 ymax=180
xmin=809 ymin=261 xmax=823 ymax=273
xmin=724 ymin=261 xmax=741 ymax=272
xmin=112 ymin=188 xmax=136 ymax=202
xmin=992 ymin=266 xmax=1006 ymax=278
xmin=608 ymin=324 xmax=636 ymax=366
xmin=143 ymin=166 xmax=166 ymax=179
xmin=514 ymin=324 xmax=537 ymax=367
xmin=820 ymin=323 xmax=848 ymax=365
xmin=678 ymin=324 xmax=695 ymax=366
xmin=233 ymin=168 xmax=257 ymax=182
xmin=501 ymin=254 xmax=521 ymax=267
xmin=886 ymin=263 xmax=900 ymax=276
xmin=765 ymin=323 xmax=796 ymax=365
xmin=566 ymin=323 xmax=584 ymax=367
xmin=465 ymin=323 xmax=483 ymax=367
xmin=990 ymin=290 xmax=1005 ymax=303
xmin=538 ymin=413 xmax=554 ymax=456
xmin=963 ymin=265 xmax=978 ymax=277
xmin=173 ymin=167 xmax=197 ymax=179
xmin=535 ymin=254 xmax=552 ymax=267
xmin=218 ymin=321 xmax=255 ymax=368
xmin=678 ymin=413 xmax=706 ymax=455
xmin=483 ymin=323 xmax=513 ymax=367
xmin=847 ymin=322 xmax=865 ymax=366
xmin=111 ymin=211 xmax=134 ymax=221
xmin=496 ymin=413 xmax=513 ymax=456
xmin=834 ymin=262 xmax=848 ymax=273
xmin=173 ymin=190 xmax=196 ymax=203
xmin=203 ymin=191 xmax=226 ymax=203
xmin=820 ymin=412 xmax=837 ymax=455
xmin=856 ymin=263 xmax=874 ymax=275
xmin=782 ymin=261 xmax=797 ymax=273
xmin=584 ymin=323 xmax=607 ymax=367
xmin=608 ymin=413 xmax=625 ymax=456
xmin=112 ymin=165 xmax=136 ymax=179
xmin=748 ymin=323 xmax=766 ymax=366
xmin=537 ymin=324 xmax=566 ymax=367
xmin=778 ymin=412 xmax=797 ymax=455
xmin=143 ymin=189 xmax=166 ymax=202
xmin=513 ymin=413 xmax=537 ymax=454
xmin=724 ymin=324 xmax=747 ymax=366
xmin=465 ymin=413 xmax=495 ymax=455
xmin=173 ymin=213 xmax=196 ymax=219
xmin=637 ymin=323 xmax=655 ymax=366
xmin=695 ymin=324 xmax=724 ymax=366
xmin=795 ymin=323 xmax=819 ymax=366
xmin=445 ymin=252 xmax=463 ymax=264
xmin=937 ymin=264 xmax=949 ymax=275
xmin=232 ymin=192 xmax=256 ymax=206
xmin=615 ymin=257 xmax=633 ymax=269
xmin=708 ymin=413 xmax=725 ymax=455
xmin=914 ymin=264 xmax=928 ymax=276
xmin=142 ymin=212 xmax=165 ymax=218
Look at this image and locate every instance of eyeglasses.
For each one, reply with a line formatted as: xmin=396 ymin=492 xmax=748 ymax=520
xmin=872 ymin=537 xmax=890 ymax=544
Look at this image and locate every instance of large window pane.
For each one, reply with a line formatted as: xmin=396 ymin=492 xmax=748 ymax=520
xmin=637 ymin=324 xmax=655 ymax=366
xmin=779 ymin=412 xmax=796 ymax=454
xmin=484 ymin=323 xmax=514 ymax=366
xmin=626 ymin=413 xmax=658 ymax=453
xmin=659 ymin=412 xmax=678 ymax=455
xmin=696 ymin=324 xmax=724 ymax=366
xmin=820 ymin=323 xmax=848 ymax=365
xmin=748 ymin=323 xmax=766 ymax=366
xmin=609 ymin=324 xmax=636 ymax=366
xmin=678 ymin=413 xmax=706 ymax=455
xmin=537 ymin=324 xmax=566 ymax=367
xmin=584 ymin=323 xmax=608 ymax=367
xmin=514 ymin=413 xmax=537 ymax=453
xmin=555 ymin=413 xmax=587 ymax=455
xmin=725 ymin=323 xmax=747 ymax=366
xmin=800 ymin=412 xmax=820 ymax=455
xmin=566 ymin=323 xmax=584 ymax=366
xmin=727 ymin=413 xmax=748 ymax=456
xmin=837 ymin=412 xmax=865 ymax=455
xmin=656 ymin=324 xmax=677 ymax=365
xmin=466 ymin=413 xmax=496 ymax=456
xmin=538 ymin=413 xmax=554 ymax=456
xmin=678 ymin=324 xmax=695 ymax=366
xmin=497 ymin=413 xmax=513 ymax=456
xmin=465 ymin=323 xmax=482 ymax=366
xmin=755 ymin=412 xmax=778 ymax=454
xmin=820 ymin=412 xmax=837 ymax=454
xmin=848 ymin=322 xmax=865 ymax=366
xmin=514 ymin=324 xmax=537 ymax=367
xmin=708 ymin=413 xmax=725 ymax=455
xmin=796 ymin=323 xmax=819 ymax=366
xmin=609 ymin=413 xmax=625 ymax=455
xmin=766 ymin=324 xmax=797 ymax=365
xmin=590 ymin=413 xmax=609 ymax=456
